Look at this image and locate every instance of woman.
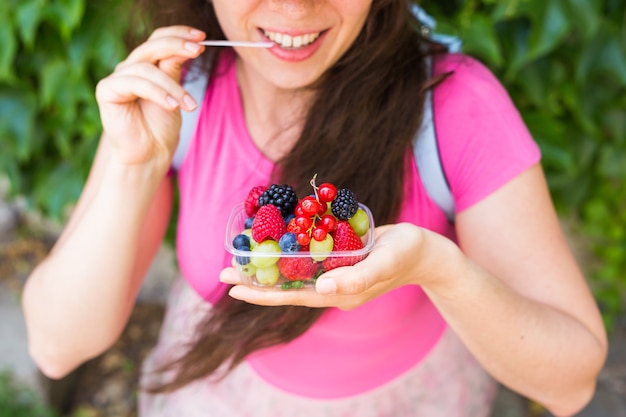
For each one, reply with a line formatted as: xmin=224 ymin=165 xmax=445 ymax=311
xmin=22 ymin=1 xmax=607 ymax=416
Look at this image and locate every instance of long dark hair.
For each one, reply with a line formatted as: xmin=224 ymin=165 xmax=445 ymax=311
xmin=133 ymin=0 xmax=446 ymax=392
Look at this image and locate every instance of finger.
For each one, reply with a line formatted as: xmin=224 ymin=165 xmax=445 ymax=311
xmin=96 ymin=74 xmax=190 ymax=112
xmin=147 ymin=25 xmax=206 ymax=42
xmin=315 ymin=244 xmax=399 ymax=296
xmin=228 ymin=284 xmax=333 ymax=308
xmin=121 ymin=37 xmax=204 ymax=71
xmin=219 ymin=266 xmax=243 ymax=285
xmin=113 ymin=62 xmax=197 ymax=111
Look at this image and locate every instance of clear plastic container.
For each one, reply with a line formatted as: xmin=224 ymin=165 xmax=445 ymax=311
xmin=224 ymin=202 xmax=375 ymax=290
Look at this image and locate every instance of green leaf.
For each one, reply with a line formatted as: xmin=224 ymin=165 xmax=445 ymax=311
xmin=563 ymin=0 xmax=601 ymax=41
xmin=40 ymin=59 xmax=71 ymax=107
xmin=0 ymin=86 xmax=38 ymax=160
xmin=461 ymin=14 xmax=503 ymax=67
xmin=0 ymin=13 xmax=17 ymax=82
xmin=42 ymin=0 xmax=86 ymax=40
xmin=15 ymin=0 xmax=46 ymax=49
xmin=526 ymin=0 xmax=570 ymax=61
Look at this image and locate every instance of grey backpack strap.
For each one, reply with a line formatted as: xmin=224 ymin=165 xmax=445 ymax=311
xmin=413 ymin=58 xmax=455 ymax=222
xmin=411 ymin=5 xmax=458 ymax=222
xmin=171 ymin=64 xmax=210 ymax=171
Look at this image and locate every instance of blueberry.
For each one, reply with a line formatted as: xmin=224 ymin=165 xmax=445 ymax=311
xmin=279 ymin=232 xmax=300 ymax=253
xmin=244 ymin=217 xmax=254 ymax=229
xmin=232 ymin=234 xmax=251 ymax=250
xmin=284 ymin=213 xmax=295 ymax=226
xmin=236 ymin=254 xmax=250 ymax=265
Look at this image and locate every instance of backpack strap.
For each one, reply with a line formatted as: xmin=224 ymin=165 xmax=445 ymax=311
xmin=411 ymin=3 xmax=458 ymax=222
xmin=171 ymin=64 xmax=210 ymax=171
xmin=412 ymin=67 xmax=455 ymax=222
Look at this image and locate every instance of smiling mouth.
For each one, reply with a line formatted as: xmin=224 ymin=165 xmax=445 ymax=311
xmin=262 ymin=29 xmax=322 ymax=49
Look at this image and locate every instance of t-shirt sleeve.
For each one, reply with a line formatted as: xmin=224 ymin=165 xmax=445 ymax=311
xmin=433 ymin=54 xmax=541 ymax=213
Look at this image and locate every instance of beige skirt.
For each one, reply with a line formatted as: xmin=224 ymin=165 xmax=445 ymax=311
xmin=138 ymin=278 xmax=497 ymax=417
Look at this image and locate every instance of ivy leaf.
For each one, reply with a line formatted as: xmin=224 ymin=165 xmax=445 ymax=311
xmin=526 ymin=0 xmax=570 ymax=62
xmin=42 ymin=0 xmax=86 ymax=40
xmin=15 ymin=0 xmax=46 ymax=49
xmin=461 ymin=14 xmax=503 ymax=68
xmin=0 ymin=86 xmax=37 ymax=161
xmin=563 ymin=0 xmax=601 ymax=41
xmin=40 ymin=58 xmax=71 ymax=107
xmin=0 ymin=13 xmax=17 ymax=82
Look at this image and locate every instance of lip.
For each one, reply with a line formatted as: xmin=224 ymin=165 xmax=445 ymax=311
xmin=259 ymin=28 xmax=328 ymax=63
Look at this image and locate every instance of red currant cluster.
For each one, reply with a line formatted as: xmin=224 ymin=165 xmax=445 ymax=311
xmin=291 ymin=179 xmax=338 ymax=246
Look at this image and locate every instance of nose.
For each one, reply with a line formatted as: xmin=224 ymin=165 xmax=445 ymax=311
xmin=269 ymin=0 xmax=320 ymax=18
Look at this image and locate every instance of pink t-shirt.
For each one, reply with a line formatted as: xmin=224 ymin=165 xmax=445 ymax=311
xmin=175 ymin=52 xmax=540 ymax=398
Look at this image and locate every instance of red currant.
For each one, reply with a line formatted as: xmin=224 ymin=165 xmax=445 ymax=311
xmin=297 ymin=233 xmax=311 ymax=246
xmin=318 ymin=214 xmax=337 ymax=232
xmin=300 ymin=196 xmax=321 ymax=216
xmin=295 ymin=216 xmax=313 ymax=230
xmin=294 ymin=204 xmax=305 ymax=217
xmin=312 ymin=227 xmax=328 ymax=242
xmin=318 ymin=183 xmax=338 ymax=204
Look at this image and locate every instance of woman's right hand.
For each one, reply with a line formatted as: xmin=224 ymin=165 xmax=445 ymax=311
xmin=95 ymin=26 xmax=206 ymax=169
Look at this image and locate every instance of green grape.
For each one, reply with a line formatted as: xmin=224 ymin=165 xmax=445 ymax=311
xmin=348 ymin=208 xmax=370 ymax=237
xmin=310 ymin=234 xmax=334 ymax=261
xmin=251 ymin=240 xmax=281 ymax=268
xmin=256 ymin=264 xmax=280 ymax=286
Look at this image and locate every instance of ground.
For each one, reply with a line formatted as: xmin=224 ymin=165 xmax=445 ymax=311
xmin=0 ymin=228 xmax=163 ymax=417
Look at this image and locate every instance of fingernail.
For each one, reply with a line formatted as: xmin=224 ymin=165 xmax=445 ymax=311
xmin=189 ymin=28 xmax=204 ymax=37
xmin=183 ymin=94 xmax=197 ymax=110
xmin=184 ymin=41 xmax=201 ymax=53
xmin=316 ymin=278 xmax=337 ymax=295
xmin=166 ymin=95 xmax=179 ymax=109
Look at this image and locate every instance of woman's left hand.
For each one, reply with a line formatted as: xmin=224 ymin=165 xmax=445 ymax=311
xmin=219 ymin=223 xmax=455 ymax=309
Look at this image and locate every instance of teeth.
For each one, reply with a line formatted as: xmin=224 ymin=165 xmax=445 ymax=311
xmin=264 ymin=30 xmax=320 ymax=49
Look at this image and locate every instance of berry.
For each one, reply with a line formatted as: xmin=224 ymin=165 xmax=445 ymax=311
xmin=322 ymin=221 xmax=365 ymax=271
xmin=245 ymin=185 xmax=267 ymax=217
xmin=251 ymin=204 xmax=287 ymax=242
xmin=287 ymin=217 xmax=304 ymax=234
xmin=284 ymin=213 xmax=295 ymax=225
xmin=300 ymin=196 xmax=322 ymax=216
xmin=331 ymin=189 xmax=359 ymax=220
xmin=312 ymin=227 xmax=327 ymax=242
xmin=297 ymin=232 xmax=311 ymax=246
xmin=232 ymin=234 xmax=251 ymax=250
xmin=278 ymin=232 xmax=301 ymax=253
xmin=317 ymin=183 xmax=338 ymax=204
xmin=317 ymin=214 xmax=337 ymax=232
xmin=295 ymin=215 xmax=313 ymax=230
xmin=244 ymin=217 xmax=254 ymax=229
xmin=259 ymin=184 xmax=298 ymax=217
xmin=277 ymin=257 xmax=320 ymax=281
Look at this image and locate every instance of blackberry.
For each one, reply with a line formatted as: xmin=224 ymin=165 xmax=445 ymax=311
xmin=331 ymin=188 xmax=359 ymax=220
xmin=258 ymin=184 xmax=299 ymax=217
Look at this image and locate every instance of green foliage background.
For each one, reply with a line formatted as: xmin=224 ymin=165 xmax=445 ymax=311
xmin=1 ymin=0 xmax=625 ymax=325
xmin=424 ymin=0 xmax=626 ymax=327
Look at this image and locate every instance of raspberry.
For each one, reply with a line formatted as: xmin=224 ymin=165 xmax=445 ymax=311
xmin=251 ymin=204 xmax=287 ymax=242
xmin=331 ymin=188 xmax=359 ymax=220
xmin=245 ymin=185 xmax=268 ymax=217
xmin=259 ymin=184 xmax=298 ymax=217
xmin=322 ymin=221 xmax=365 ymax=271
xmin=278 ymin=257 xmax=320 ymax=281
